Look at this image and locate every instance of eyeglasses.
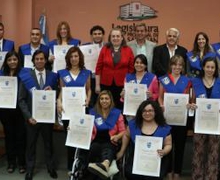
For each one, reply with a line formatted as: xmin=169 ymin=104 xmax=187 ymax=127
xmin=142 ymin=109 xmax=154 ymax=113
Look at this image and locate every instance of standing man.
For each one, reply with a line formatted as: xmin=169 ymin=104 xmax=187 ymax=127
xmin=18 ymin=50 xmax=58 ymax=180
xmin=153 ymin=28 xmax=187 ymax=77
xmin=0 ymin=22 xmax=14 ymax=51
xmin=83 ymin=25 xmax=105 ymax=107
xmin=128 ymin=23 xmax=156 ymax=72
xmin=18 ymin=28 xmax=51 ymax=70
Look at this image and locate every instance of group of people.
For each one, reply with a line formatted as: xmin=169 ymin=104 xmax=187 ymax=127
xmin=0 ymin=20 xmax=220 ymax=180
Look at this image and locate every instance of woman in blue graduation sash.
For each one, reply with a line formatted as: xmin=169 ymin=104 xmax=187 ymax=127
xmin=123 ymin=54 xmax=159 ymax=101
xmin=187 ymin=32 xmax=216 ymax=77
xmin=191 ymin=57 xmax=220 ymax=180
xmin=158 ymin=55 xmax=191 ymax=180
xmin=0 ymin=51 xmax=26 ymax=173
xmin=48 ymin=21 xmax=81 ymax=63
xmin=56 ymin=46 xmax=91 ymax=171
xmin=117 ymin=100 xmax=172 ymax=180
xmin=86 ymin=90 xmax=126 ymax=180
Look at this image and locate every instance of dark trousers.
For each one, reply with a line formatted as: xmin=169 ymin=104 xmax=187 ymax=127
xmin=26 ymin=123 xmax=55 ymax=173
xmin=167 ymin=125 xmax=187 ymax=174
xmin=62 ymin=120 xmax=76 ymax=171
xmin=101 ymin=82 xmax=123 ymax=110
xmin=0 ymin=109 xmax=26 ymax=166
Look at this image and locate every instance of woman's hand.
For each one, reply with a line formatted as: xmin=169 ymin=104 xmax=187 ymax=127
xmin=187 ymin=103 xmax=197 ymax=110
xmin=120 ymin=89 xmax=125 ymax=99
xmin=116 ymin=150 xmax=124 ymax=160
xmin=95 ymin=84 xmax=101 ymax=94
xmin=111 ymin=135 xmax=120 ymax=143
xmin=157 ymin=149 xmax=166 ymax=158
xmin=48 ymin=55 xmax=55 ymax=63
xmin=146 ymin=90 xmax=152 ymax=99
xmin=28 ymin=118 xmax=37 ymax=125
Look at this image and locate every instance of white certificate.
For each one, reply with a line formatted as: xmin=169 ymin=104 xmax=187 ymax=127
xmin=123 ymin=83 xmax=146 ymax=116
xmin=53 ymin=45 xmax=73 ymax=72
xmin=32 ymin=90 xmax=56 ymax=123
xmin=195 ymin=98 xmax=220 ymax=135
xmin=164 ymin=93 xmax=189 ymax=126
xmin=62 ymin=87 xmax=86 ymax=120
xmin=133 ymin=135 xmax=163 ymax=177
xmin=65 ymin=113 xmax=94 ymax=149
xmin=0 ymin=51 xmax=7 ymax=69
xmin=24 ymin=55 xmax=33 ymax=68
xmin=80 ymin=44 xmax=99 ymax=73
xmin=0 ymin=76 xmax=17 ymax=108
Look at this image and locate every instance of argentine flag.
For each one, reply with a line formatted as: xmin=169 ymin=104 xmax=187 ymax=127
xmin=39 ymin=14 xmax=49 ymax=45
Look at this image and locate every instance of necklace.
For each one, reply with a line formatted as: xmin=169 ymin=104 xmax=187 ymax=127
xmin=203 ymin=77 xmax=215 ymax=87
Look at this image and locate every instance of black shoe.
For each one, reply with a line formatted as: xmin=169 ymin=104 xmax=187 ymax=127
xmin=25 ymin=172 xmax=33 ymax=180
xmin=7 ymin=164 xmax=16 ymax=173
xmin=48 ymin=169 xmax=58 ymax=179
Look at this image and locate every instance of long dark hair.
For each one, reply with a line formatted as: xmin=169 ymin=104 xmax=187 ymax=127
xmin=135 ymin=100 xmax=166 ymax=129
xmin=134 ymin=54 xmax=148 ymax=73
xmin=192 ymin=32 xmax=211 ymax=57
xmin=200 ymin=57 xmax=219 ymax=78
xmin=1 ymin=51 xmax=21 ymax=76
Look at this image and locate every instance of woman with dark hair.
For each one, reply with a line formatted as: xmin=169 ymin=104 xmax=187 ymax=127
xmin=190 ymin=57 xmax=220 ymax=180
xmin=122 ymin=54 xmax=159 ymax=101
xmin=187 ymin=32 xmax=216 ymax=77
xmin=158 ymin=55 xmax=191 ymax=180
xmin=117 ymin=100 xmax=172 ymax=180
xmin=48 ymin=21 xmax=81 ymax=63
xmin=0 ymin=51 xmax=26 ymax=173
xmin=57 ymin=46 xmax=91 ymax=171
xmin=95 ymin=28 xmax=134 ymax=110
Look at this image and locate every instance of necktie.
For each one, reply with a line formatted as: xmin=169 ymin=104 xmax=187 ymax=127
xmin=39 ymin=72 xmax=44 ymax=89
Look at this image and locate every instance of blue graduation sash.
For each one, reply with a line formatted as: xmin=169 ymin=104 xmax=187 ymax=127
xmin=129 ymin=119 xmax=171 ymax=143
xmin=187 ymin=51 xmax=216 ymax=70
xmin=212 ymin=43 xmax=220 ymax=60
xmin=0 ymin=70 xmax=3 ymax=76
xmin=89 ymin=108 xmax=121 ymax=131
xmin=159 ymin=74 xmax=189 ymax=93
xmin=126 ymin=72 xmax=155 ymax=87
xmin=58 ymin=69 xmax=91 ymax=87
xmin=192 ymin=78 xmax=220 ymax=98
xmin=19 ymin=68 xmax=57 ymax=93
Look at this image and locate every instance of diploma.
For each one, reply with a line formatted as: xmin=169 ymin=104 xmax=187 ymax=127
xmin=32 ymin=90 xmax=56 ymax=123
xmin=133 ymin=135 xmax=163 ymax=177
xmin=0 ymin=51 xmax=7 ymax=69
xmin=53 ymin=45 xmax=73 ymax=72
xmin=79 ymin=44 xmax=99 ymax=73
xmin=0 ymin=76 xmax=17 ymax=108
xmin=123 ymin=83 xmax=146 ymax=116
xmin=164 ymin=93 xmax=189 ymax=126
xmin=24 ymin=55 xmax=33 ymax=68
xmin=195 ymin=98 xmax=220 ymax=135
xmin=62 ymin=87 xmax=86 ymax=120
xmin=65 ymin=113 xmax=94 ymax=149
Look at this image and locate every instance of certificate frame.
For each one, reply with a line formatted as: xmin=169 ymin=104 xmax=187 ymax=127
xmin=0 ymin=76 xmax=17 ymax=108
xmin=79 ymin=44 xmax=100 ymax=73
xmin=53 ymin=45 xmax=73 ymax=72
xmin=32 ymin=90 xmax=56 ymax=123
xmin=195 ymin=98 xmax=220 ymax=135
xmin=123 ymin=82 xmax=146 ymax=116
xmin=164 ymin=93 xmax=189 ymax=126
xmin=62 ymin=87 xmax=86 ymax=120
xmin=132 ymin=135 xmax=163 ymax=177
xmin=65 ymin=113 xmax=94 ymax=149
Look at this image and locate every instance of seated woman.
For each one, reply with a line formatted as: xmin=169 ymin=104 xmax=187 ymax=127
xmin=117 ymin=100 xmax=172 ymax=180
xmin=83 ymin=90 xmax=126 ymax=180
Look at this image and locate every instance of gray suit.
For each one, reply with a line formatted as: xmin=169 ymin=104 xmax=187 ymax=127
xmin=18 ymin=69 xmax=58 ymax=173
xmin=128 ymin=39 xmax=156 ymax=72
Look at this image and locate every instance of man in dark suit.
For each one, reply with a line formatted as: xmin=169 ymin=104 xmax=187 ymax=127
xmin=18 ymin=50 xmax=58 ymax=180
xmin=18 ymin=28 xmax=52 ymax=70
xmin=152 ymin=28 xmax=187 ymax=77
xmin=0 ymin=22 xmax=14 ymax=51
